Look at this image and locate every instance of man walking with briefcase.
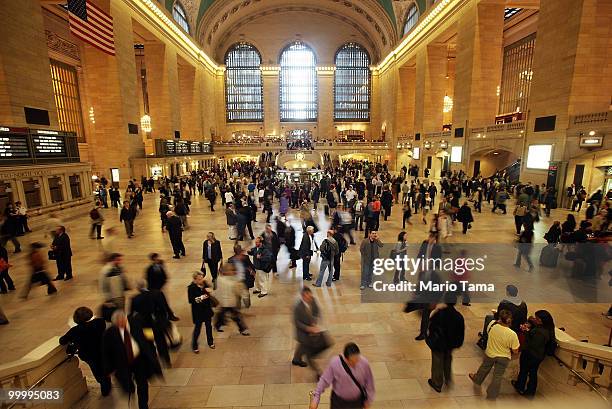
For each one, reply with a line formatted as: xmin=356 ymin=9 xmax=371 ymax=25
xmin=292 ymin=287 xmax=331 ymax=377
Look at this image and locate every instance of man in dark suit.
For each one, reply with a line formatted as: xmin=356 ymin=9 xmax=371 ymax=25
xmin=60 ymin=307 xmax=110 ymax=396
xmin=202 ymin=232 xmax=223 ymax=285
xmin=130 ymin=281 xmax=171 ymax=367
xmin=51 ymin=226 xmax=73 ymax=281
xmin=102 ymin=310 xmax=162 ymax=409
xmin=261 ymin=224 xmax=280 ymax=275
xmin=292 ymin=287 xmax=325 ymax=375
xmin=299 ymin=226 xmax=316 ymax=281
xmin=145 ymin=253 xmax=178 ymax=321
xmin=411 ymin=233 xmax=443 ymax=341
xmin=165 ymin=211 xmax=185 ymax=259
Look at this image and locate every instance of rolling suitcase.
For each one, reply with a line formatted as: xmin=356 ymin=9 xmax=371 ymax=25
xmin=539 ymin=244 xmax=559 ymax=267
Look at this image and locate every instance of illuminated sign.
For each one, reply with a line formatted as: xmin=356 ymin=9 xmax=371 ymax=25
xmin=527 ymin=145 xmax=552 ymax=169
xmin=579 ymin=135 xmax=603 ymax=148
xmin=0 ymin=135 xmax=30 ymax=158
xmin=32 ymin=135 xmax=66 ymax=157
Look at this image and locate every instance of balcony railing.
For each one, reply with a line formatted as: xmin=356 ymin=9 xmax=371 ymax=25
xmin=555 ymin=328 xmax=612 ymax=393
xmin=469 ymin=120 xmax=526 ymax=139
xmin=571 ymin=111 xmax=609 ymax=125
xmin=423 ymin=131 xmax=452 ymax=139
xmin=0 ymin=337 xmax=88 ymax=408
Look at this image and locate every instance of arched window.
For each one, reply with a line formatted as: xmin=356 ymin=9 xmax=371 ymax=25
xmin=225 ymin=43 xmax=264 ymax=122
xmin=334 ymin=43 xmax=371 ymax=121
xmin=403 ymin=3 xmax=420 ymax=36
xmin=279 ymin=41 xmax=317 ymax=122
xmin=172 ymin=2 xmax=190 ymax=34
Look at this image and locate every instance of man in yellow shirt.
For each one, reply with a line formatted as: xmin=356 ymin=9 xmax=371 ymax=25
xmin=469 ymin=310 xmax=520 ymax=399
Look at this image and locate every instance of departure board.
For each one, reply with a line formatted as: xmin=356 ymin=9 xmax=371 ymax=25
xmin=176 ymin=141 xmax=189 ymax=154
xmin=0 ymin=127 xmax=30 ymax=159
xmin=32 ymin=130 xmax=66 ymax=157
xmin=165 ymin=140 xmax=176 ymax=155
xmin=190 ymin=141 xmax=202 ymax=153
xmin=158 ymin=140 xmax=213 ymax=156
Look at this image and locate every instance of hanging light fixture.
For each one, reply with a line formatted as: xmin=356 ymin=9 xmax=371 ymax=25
xmin=424 ymin=141 xmax=432 ymax=150
xmin=140 ymin=114 xmax=152 ymax=133
xmin=443 ymin=95 xmax=453 ymax=113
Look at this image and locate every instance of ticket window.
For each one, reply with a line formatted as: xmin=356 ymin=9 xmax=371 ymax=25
xmin=69 ymin=175 xmax=82 ymax=199
xmin=23 ymin=180 xmax=42 ymax=208
xmin=49 ymin=176 xmax=64 ymax=203
xmin=0 ymin=182 xmax=14 ymax=214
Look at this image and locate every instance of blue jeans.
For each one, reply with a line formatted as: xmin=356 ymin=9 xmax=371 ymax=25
xmin=361 ymin=262 xmax=373 ymax=287
xmin=316 ymin=259 xmax=334 ymax=286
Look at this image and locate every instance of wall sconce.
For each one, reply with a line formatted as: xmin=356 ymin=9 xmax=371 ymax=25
xmin=424 ymin=141 xmax=432 ymax=150
xmin=406 ymin=142 xmax=413 ymax=149
xmin=440 ymin=140 xmax=448 ymax=149
xmin=141 ymin=115 xmax=152 ymax=133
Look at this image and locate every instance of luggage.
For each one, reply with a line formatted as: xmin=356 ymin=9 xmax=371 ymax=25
xmin=539 ymin=244 xmax=559 ymax=267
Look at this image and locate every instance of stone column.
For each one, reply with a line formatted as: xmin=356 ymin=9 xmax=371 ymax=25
xmin=395 ymin=66 xmax=416 ymax=136
xmin=529 ymin=0 xmax=612 ymax=126
xmin=317 ymin=67 xmax=335 ymax=140
xmin=0 ymin=0 xmax=58 ymax=126
xmin=178 ymin=61 xmax=202 ymax=139
xmin=262 ymin=67 xmax=280 ymax=137
xmin=414 ymin=44 xmax=446 ymax=133
xmin=452 ymin=1 xmax=504 ymax=130
xmin=79 ymin=0 xmax=142 ymax=184
xmin=145 ymin=42 xmax=181 ymax=139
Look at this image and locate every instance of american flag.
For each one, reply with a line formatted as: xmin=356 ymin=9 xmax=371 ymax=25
xmin=68 ymin=0 xmax=115 ymax=56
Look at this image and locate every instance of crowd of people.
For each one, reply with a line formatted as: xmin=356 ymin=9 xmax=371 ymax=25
xmin=0 ymin=157 xmax=610 ymax=408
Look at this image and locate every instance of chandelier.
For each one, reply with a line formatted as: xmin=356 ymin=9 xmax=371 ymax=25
xmin=140 ymin=114 xmax=152 ymax=133
xmin=443 ymin=95 xmax=453 ymax=113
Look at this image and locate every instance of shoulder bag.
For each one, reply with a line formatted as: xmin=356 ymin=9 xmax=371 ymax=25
xmin=338 ymin=355 xmax=367 ymax=406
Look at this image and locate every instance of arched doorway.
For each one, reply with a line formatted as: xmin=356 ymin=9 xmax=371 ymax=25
xmin=470 ymin=148 xmax=519 ymax=178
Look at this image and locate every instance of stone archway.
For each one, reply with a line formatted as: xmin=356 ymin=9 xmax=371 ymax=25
xmin=470 ymin=147 xmax=519 ymax=178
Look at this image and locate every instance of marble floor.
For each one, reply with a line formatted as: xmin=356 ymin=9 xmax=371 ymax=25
xmin=0 ymin=191 xmax=609 ymax=408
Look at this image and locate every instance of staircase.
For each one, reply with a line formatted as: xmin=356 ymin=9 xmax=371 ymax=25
xmin=490 ymin=159 xmax=521 ymax=184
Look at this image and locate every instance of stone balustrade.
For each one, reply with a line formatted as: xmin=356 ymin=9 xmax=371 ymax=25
xmin=0 ymin=336 xmax=88 ymax=409
xmin=469 ymin=120 xmax=526 ymax=139
xmin=571 ymin=111 xmax=609 ymax=125
xmin=555 ymin=328 xmax=612 ymax=394
xmin=423 ymin=131 xmax=452 ymax=139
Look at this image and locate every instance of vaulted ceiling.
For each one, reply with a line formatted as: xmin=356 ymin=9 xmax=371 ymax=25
xmin=164 ymin=0 xmax=401 ymax=64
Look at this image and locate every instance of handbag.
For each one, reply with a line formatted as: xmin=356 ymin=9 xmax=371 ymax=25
xmin=208 ymin=294 xmax=220 ymax=308
xmin=165 ymin=322 xmax=183 ymax=349
xmin=48 ymin=250 xmax=56 ymax=260
xmin=339 ymin=355 xmax=367 ymax=405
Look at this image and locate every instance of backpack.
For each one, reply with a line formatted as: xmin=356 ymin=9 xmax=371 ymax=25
xmin=90 ymin=208 xmax=100 ymax=220
xmin=320 ymin=240 xmax=332 ymax=259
